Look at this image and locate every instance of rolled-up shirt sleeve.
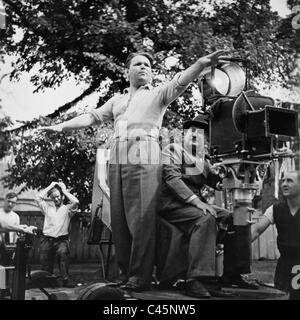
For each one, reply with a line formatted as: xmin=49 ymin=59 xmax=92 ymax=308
xmin=264 ymin=205 xmax=274 ymax=224
xmin=35 ymin=194 xmax=49 ymax=215
xmin=88 ymin=97 xmax=114 ymax=125
xmin=160 ymin=73 xmax=191 ymax=107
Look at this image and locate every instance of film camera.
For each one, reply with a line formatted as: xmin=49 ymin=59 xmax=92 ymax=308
xmin=199 ymin=58 xmax=299 ymax=160
xmin=197 ymin=59 xmax=299 ymax=273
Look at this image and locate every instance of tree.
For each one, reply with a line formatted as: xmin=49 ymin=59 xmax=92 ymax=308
xmin=2 ymin=113 xmax=114 ymax=211
xmin=0 ymin=98 xmax=12 ymax=158
xmin=1 ymin=0 xmax=296 ymax=98
xmin=1 ymin=0 xmax=298 ymax=209
xmin=0 ymin=115 xmax=12 ymax=159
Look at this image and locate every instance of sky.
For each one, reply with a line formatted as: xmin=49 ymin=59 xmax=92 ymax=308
xmin=0 ymin=56 xmax=100 ymax=123
xmin=0 ymin=0 xmax=292 ymax=123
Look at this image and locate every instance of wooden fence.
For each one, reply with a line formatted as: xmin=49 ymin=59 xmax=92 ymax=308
xmin=17 ymin=211 xmax=103 ymax=263
xmin=17 ymin=210 xmax=279 ymax=265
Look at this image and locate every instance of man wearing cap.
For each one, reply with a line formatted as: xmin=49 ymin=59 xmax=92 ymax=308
xmin=38 ymin=49 xmax=228 ymax=292
xmin=159 ymin=115 xmax=258 ymax=298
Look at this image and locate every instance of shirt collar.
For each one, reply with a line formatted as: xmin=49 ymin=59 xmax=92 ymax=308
xmin=123 ymin=83 xmax=153 ymax=94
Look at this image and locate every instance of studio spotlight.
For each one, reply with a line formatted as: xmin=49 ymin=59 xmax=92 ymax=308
xmin=200 ymin=61 xmax=246 ymax=102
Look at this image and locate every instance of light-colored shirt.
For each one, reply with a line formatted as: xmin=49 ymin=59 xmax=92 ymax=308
xmin=89 ymin=73 xmax=189 ymax=140
xmin=0 ymin=208 xmax=20 ymax=244
xmin=264 ymin=205 xmax=274 ymax=224
xmin=35 ymin=197 xmax=72 ymax=238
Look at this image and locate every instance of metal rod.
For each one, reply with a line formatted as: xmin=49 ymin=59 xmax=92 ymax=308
xmin=242 ymin=91 xmax=255 ymax=111
xmin=105 ymin=232 xmax=113 ymax=280
xmin=211 ymin=64 xmax=216 ymax=97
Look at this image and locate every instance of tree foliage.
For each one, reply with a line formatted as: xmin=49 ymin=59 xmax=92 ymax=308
xmin=2 ymin=113 xmax=114 ymax=211
xmin=1 ymin=0 xmax=297 ymax=92
xmin=0 ymin=114 xmax=12 ymax=159
xmin=1 ymin=0 xmax=298 ymax=209
xmin=0 ymin=95 xmax=13 ymax=158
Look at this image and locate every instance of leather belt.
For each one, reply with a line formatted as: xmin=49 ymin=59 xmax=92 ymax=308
xmin=42 ymin=234 xmax=69 ymax=241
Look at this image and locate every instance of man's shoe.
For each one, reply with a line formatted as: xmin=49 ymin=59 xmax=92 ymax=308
xmin=106 ymin=279 xmax=127 ymax=288
xmin=208 ymin=288 xmax=235 ymax=298
xmin=185 ymin=279 xmax=211 ymax=299
xmin=112 ymin=274 xmax=128 ymax=286
xmin=120 ymin=281 xmax=150 ymax=292
xmin=222 ymin=275 xmax=259 ymax=290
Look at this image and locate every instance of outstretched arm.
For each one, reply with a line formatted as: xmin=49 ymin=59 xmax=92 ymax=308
xmin=178 ymin=50 xmax=229 ymax=86
xmin=0 ymin=221 xmax=37 ymax=234
xmin=38 ymin=113 xmax=96 ymax=133
xmin=37 ymin=97 xmax=115 ymax=133
xmin=160 ymin=50 xmax=229 ymax=106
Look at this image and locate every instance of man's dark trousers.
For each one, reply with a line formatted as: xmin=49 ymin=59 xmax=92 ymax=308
xmin=40 ymin=235 xmax=70 ymax=280
xmin=109 ymin=138 xmax=161 ymax=286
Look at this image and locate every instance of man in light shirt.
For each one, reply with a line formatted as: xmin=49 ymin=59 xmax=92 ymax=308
xmin=35 ymin=181 xmax=79 ymax=288
xmin=251 ymin=170 xmax=300 ymax=300
xmin=0 ymin=192 xmax=37 ymax=298
xmin=38 ymin=49 xmax=228 ymax=292
xmin=0 ymin=192 xmax=36 ymax=265
xmin=0 ymin=192 xmax=20 ymax=251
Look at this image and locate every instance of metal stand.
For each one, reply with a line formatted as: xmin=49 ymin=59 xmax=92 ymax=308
xmin=222 ymin=159 xmax=260 ymax=271
xmin=11 ymin=234 xmax=34 ymax=300
xmin=98 ymin=231 xmax=113 ymax=281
